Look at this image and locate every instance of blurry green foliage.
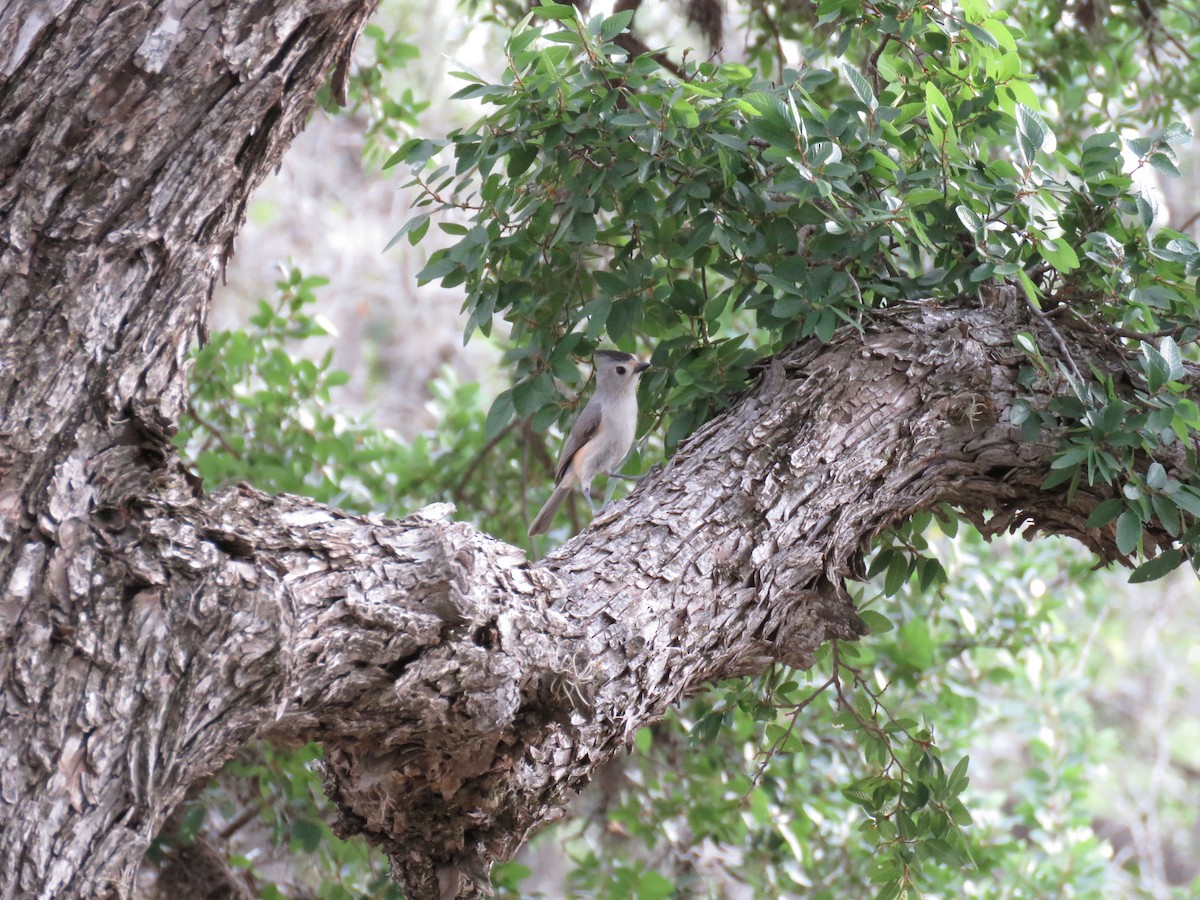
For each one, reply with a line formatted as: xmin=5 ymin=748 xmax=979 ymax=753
xmin=316 ymin=21 xmax=429 ymax=164
xmin=179 ymin=263 xmax=522 ymax=529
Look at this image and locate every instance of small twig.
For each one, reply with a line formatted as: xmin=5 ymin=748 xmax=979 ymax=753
xmin=743 ymin=674 xmax=837 ymax=799
xmin=866 ymin=34 xmax=889 ymax=97
xmin=219 ymin=806 xmax=261 ymax=841
xmin=614 ymin=31 xmax=686 ymax=79
xmin=185 ymin=401 xmax=240 ymax=457
xmin=1024 ymin=294 xmax=1084 ymax=382
xmin=451 ymin=417 xmax=522 ymax=503
xmin=749 ymin=0 xmax=788 ymax=82
xmin=1176 ymin=207 xmax=1200 ymax=234
xmin=1053 ymin=303 xmax=1175 ymax=343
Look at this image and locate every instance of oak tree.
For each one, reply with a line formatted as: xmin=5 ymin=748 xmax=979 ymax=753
xmin=2 ymin=0 xmax=1198 ymax=898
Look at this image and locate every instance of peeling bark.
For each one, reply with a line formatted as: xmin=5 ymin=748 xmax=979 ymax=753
xmin=0 ymin=3 xmax=1169 ymax=900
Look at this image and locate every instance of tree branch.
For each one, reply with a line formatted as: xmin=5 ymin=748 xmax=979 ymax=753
xmin=13 ymin=282 xmax=1166 ymax=898
xmin=0 ymin=4 xmax=1182 ymax=899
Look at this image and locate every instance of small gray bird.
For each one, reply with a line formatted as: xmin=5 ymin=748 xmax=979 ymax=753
xmin=528 ymin=350 xmax=651 ymax=536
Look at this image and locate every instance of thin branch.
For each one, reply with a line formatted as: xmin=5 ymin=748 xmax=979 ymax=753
xmin=614 ymin=32 xmax=686 ymax=79
xmin=218 ymin=806 xmax=261 ymax=841
xmin=1024 ymin=294 xmax=1085 ymax=382
xmin=1175 ymin=207 xmax=1200 ymax=234
xmin=742 ymin=674 xmax=837 ymax=799
xmin=1052 ymin=303 xmax=1176 ymax=343
xmin=606 ymin=0 xmax=686 ymax=80
xmin=452 ymin=417 xmax=522 ymax=504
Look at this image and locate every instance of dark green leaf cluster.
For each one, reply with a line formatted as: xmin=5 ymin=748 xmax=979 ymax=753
xmin=391 ymin=0 xmax=1198 ymax=567
xmin=1018 ymin=331 xmax=1200 ymax=581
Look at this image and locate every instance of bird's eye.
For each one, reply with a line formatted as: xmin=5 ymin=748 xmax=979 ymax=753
xmin=616 ymin=366 xmax=626 ymax=375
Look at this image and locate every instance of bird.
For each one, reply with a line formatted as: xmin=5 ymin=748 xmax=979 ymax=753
xmin=528 ymin=349 xmax=651 ymax=536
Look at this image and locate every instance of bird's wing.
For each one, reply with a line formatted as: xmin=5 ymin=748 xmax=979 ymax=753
xmin=555 ymin=401 xmax=603 ymax=484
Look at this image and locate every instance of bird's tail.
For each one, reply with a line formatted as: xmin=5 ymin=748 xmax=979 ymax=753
xmin=528 ymin=484 xmax=572 ymax=536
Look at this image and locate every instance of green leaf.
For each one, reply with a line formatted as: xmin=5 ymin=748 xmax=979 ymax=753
xmin=1016 ymin=104 xmax=1050 ymax=165
xmin=635 ymin=870 xmax=675 ymax=900
xmin=1038 ymin=238 xmax=1080 ymax=273
xmin=1051 ymin=444 xmax=1090 ymax=470
xmin=176 ymin=804 xmax=207 ymax=844
xmin=867 ymin=549 xmax=897 ymax=579
xmin=1151 ymin=493 xmax=1180 ymax=536
xmin=600 ymin=9 xmax=635 ymax=39
xmin=1175 ymin=398 xmax=1200 ymax=428
xmin=924 ymin=83 xmax=954 ymax=143
xmin=956 ymin=204 xmax=984 ymax=236
xmin=982 ymin=17 xmax=1018 ymax=52
xmin=906 ymin=187 xmax=945 ymax=206
xmin=671 ymin=97 xmax=700 ymax=128
xmin=884 ymin=552 xmax=910 ymax=596
xmin=533 ymin=1 xmax=576 ymax=20
xmin=1115 ymin=509 xmax=1142 ymax=556
xmin=1146 ymin=462 xmax=1168 ymax=490
xmin=947 ymin=755 xmax=970 ymax=795
xmin=1161 ymin=121 xmax=1192 ymax=144
xmin=291 ymin=818 xmax=324 ymax=853
xmin=507 ymin=143 xmax=539 ymax=177
xmin=1129 ymin=548 xmax=1182 ymax=583
xmin=964 ymin=22 xmax=999 ymax=48
xmin=385 ymin=213 xmax=432 ymax=251
xmin=1143 ymin=344 xmax=1170 ymax=393
xmin=1087 ymin=498 xmax=1124 ymax=528
xmin=1016 ymin=268 xmax=1042 ymax=307
xmin=485 ymin=390 xmax=515 ymax=442
xmin=1148 ymin=152 xmax=1181 ymax=178
xmin=1159 ymin=336 xmax=1184 ymax=381
xmin=384 ymin=137 xmax=443 ymax=171
xmin=1170 ymin=487 xmax=1200 ymax=519
xmin=690 ymin=711 xmax=724 ymax=743
xmin=491 ymin=861 xmax=533 ymax=890
xmin=859 ymin=610 xmax=895 ymax=634
xmin=842 ymin=62 xmax=877 ymax=111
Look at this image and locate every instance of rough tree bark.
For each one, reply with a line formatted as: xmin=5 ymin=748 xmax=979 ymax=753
xmin=0 ymin=3 xmax=1166 ymax=900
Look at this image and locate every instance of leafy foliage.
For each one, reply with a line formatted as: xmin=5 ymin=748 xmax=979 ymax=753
xmin=389 ymin=0 xmax=1199 ymax=578
xmin=524 ymin=528 xmax=1132 ymax=899
xmin=179 ymin=263 xmax=534 ymax=536
xmin=316 ymin=21 xmax=428 ymax=165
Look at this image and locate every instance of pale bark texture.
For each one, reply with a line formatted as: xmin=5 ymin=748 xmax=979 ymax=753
xmin=0 ymin=0 xmax=380 ymax=895
xmin=0 ymin=3 xmax=1163 ymax=900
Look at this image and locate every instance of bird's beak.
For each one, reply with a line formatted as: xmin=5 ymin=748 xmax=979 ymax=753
xmin=634 ymin=361 xmax=651 ymax=374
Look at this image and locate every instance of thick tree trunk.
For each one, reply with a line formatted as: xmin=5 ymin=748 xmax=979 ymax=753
xmin=0 ymin=1 xmax=378 ymax=895
xmin=0 ymin=4 xmax=1159 ymax=900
